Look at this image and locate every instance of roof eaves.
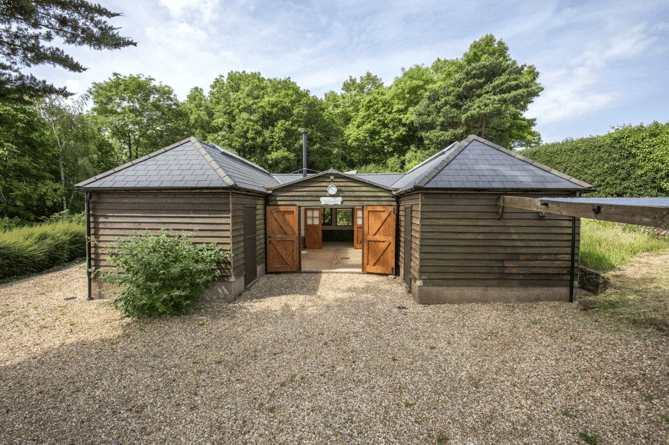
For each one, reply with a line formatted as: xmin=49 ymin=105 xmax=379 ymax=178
xmin=191 ymin=138 xmax=236 ymax=187
xmin=464 ymin=135 xmax=593 ymax=189
xmin=75 ymin=137 xmax=192 ymax=188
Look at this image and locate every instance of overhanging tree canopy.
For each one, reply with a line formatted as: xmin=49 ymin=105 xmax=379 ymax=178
xmin=0 ymin=0 xmax=136 ymax=103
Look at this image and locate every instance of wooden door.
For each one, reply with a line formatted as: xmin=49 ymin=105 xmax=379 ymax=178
xmin=363 ymin=206 xmax=396 ymax=274
xmin=304 ymin=208 xmax=322 ymax=249
xmin=244 ymin=205 xmax=257 ymax=284
xmin=266 ymin=206 xmax=299 ymax=272
xmin=353 ymin=207 xmax=363 ymax=249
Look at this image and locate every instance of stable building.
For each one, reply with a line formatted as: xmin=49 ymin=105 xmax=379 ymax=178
xmin=76 ymin=135 xmax=592 ymax=304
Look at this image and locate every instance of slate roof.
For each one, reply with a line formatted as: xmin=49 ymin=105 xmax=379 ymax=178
xmin=76 ymin=137 xmax=280 ymax=193
xmin=76 ymin=135 xmax=591 ymax=195
xmin=394 ymin=136 xmax=591 ymax=193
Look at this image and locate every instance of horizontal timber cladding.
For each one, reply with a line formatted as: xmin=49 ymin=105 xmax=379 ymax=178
xmin=89 ymin=190 xmax=234 ymax=277
xmin=417 ymin=191 xmax=580 ymax=291
xmin=229 ymin=192 xmax=266 ymax=281
xmin=397 ymin=193 xmax=420 ymax=287
xmin=268 ymin=173 xmax=395 ymax=207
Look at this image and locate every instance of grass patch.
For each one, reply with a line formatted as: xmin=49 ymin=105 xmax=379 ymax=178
xmin=579 ymin=229 xmax=669 ymax=332
xmin=580 ymin=220 xmax=668 ymax=271
xmin=0 ymin=221 xmax=85 ymax=281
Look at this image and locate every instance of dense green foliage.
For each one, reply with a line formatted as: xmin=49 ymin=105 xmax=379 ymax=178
xmin=0 ymin=99 xmax=116 ymax=220
xmin=90 ymin=73 xmax=189 ymax=162
xmin=580 ymin=219 xmax=668 ymax=271
xmin=188 ymin=71 xmax=343 ymax=173
xmin=521 ymin=122 xmax=669 ymax=197
xmin=0 ymin=220 xmax=85 ymax=280
xmin=102 ymin=230 xmax=231 ymax=318
xmin=0 ymin=0 xmax=135 ymax=103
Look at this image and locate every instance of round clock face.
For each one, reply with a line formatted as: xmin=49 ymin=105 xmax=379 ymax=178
xmin=327 ymin=184 xmax=337 ymax=195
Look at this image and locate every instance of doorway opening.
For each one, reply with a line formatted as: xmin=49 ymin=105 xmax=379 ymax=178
xmin=301 ymin=207 xmax=363 ymax=272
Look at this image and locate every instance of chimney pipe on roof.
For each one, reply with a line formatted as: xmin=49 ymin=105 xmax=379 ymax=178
xmin=302 ymin=129 xmax=308 ymax=178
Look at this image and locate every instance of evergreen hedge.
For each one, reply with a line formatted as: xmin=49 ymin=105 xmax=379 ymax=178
xmin=521 ymin=122 xmax=669 ymax=197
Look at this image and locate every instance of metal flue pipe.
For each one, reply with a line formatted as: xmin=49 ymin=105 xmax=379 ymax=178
xmin=302 ymin=129 xmax=308 ymax=177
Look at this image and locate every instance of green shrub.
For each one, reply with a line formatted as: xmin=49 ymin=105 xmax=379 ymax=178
xmin=521 ymin=122 xmax=669 ymax=197
xmin=0 ymin=221 xmax=86 ymax=280
xmin=42 ymin=209 xmax=85 ymax=225
xmin=580 ymin=219 xmax=668 ymax=270
xmin=0 ymin=216 xmax=23 ymax=232
xmin=102 ymin=229 xmax=231 ymax=318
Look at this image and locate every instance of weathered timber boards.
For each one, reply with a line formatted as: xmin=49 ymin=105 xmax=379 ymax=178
xmin=90 ymin=190 xmax=234 ymax=274
xmin=501 ymin=196 xmax=669 ymax=229
xmin=421 ymin=279 xmax=568 ymax=287
xmin=417 ymin=192 xmax=577 ymax=288
xmin=270 ymin=175 xmax=394 ymax=207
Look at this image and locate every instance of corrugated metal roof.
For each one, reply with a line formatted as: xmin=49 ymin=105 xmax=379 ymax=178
xmin=540 ymin=197 xmax=669 ymax=208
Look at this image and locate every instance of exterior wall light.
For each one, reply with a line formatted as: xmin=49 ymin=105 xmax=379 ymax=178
xmin=538 ymin=212 xmax=547 ymax=219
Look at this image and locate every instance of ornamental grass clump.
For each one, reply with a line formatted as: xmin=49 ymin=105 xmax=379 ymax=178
xmin=0 ymin=221 xmax=85 ymax=280
xmin=102 ymin=229 xmax=230 ymax=318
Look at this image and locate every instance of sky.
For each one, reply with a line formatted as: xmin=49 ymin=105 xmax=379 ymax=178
xmin=30 ymin=0 xmax=668 ymax=143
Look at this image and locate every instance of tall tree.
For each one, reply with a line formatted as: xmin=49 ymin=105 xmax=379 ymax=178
xmin=0 ymin=0 xmax=135 ymax=103
xmin=198 ymin=71 xmax=342 ymax=173
xmin=344 ymin=66 xmax=437 ymax=169
xmin=89 ymin=73 xmax=188 ymax=161
xmin=415 ymin=35 xmax=543 ymax=150
xmin=36 ymin=95 xmax=116 ymax=211
xmin=0 ymin=102 xmax=61 ymax=219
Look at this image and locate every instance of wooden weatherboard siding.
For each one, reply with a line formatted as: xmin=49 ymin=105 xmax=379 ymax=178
xmin=415 ymin=191 xmax=580 ymax=303
xmin=269 ymin=173 xmax=395 ymax=207
xmin=89 ymin=190 xmax=236 ymax=298
xmin=230 ymin=192 xmax=266 ymax=282
xmin=397 ymin=193 xmax=420 ymax=293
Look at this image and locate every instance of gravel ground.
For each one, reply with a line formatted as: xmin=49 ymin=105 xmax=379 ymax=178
xmin=1 ymin=263 xmax=668 ymax=444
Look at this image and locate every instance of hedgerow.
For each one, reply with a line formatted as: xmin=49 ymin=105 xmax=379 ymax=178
xmin=0 ymin=221 xmax=86 ymax=280
xmin=521 ymin=122 xmax=669 ymax=197
xmin=102 ymin=229 xmax=230 ymax=318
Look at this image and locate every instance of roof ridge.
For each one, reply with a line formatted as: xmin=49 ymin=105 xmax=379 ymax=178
xmin=463 ymin=135 xmax=592 ymax=188
xmin=75 ymin=137 xmax=192 ymax=188
xmin=407 ymin=142 xmax=459 ymax=173
xmin=269 ymin=169 xmax=393 ymax=191
xmin=191 ymin=138 xmax=236 ymax=187
xmin=414 ymin=142 xmax=466 ymax=188
xmin=206 ymin=142 xmax=273 ymax=176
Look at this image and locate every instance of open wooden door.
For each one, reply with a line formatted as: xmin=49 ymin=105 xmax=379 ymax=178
xmin=266 ymin=206 xmax=299 ymax=272
xmin=363 ymin=206 xmax=396 ymax=274
xmin=304 ymin=208 xmax=322 ymax=249
xmin=353 ymin=207 xmax=363 ymax=249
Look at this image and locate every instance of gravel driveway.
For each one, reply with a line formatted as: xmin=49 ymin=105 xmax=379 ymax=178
xmin=1 ymin=264 xmax=668 ymax=444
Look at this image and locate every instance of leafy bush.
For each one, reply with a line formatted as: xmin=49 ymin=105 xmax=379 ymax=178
xmin=0 ymin=221 xmax=86 ymax=280
xmin=521 ymin=122 xmax=669 ymax=197
xmin=42 ymin=209 xmax=86 ymax=225
xmin=580 ymin=219 xmax=668 ymax=271
xmin=102 ymin=229 xmax=230 ymax=318
xmin=0 ymin=216 xmax=23 ymax=232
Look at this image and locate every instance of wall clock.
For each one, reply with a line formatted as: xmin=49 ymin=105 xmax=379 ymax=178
xmin=327 ymin=184 xmax=337 ymax=195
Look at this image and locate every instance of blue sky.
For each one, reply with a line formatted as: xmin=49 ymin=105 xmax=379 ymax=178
xmin=32 ymin=0 xmax=668 ymax=143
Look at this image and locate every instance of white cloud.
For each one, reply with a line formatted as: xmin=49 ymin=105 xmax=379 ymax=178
xmin=529 ymin=24 xmax=657 ymax=124
xmin=159 ymin=0 xmax=218 ymax=23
